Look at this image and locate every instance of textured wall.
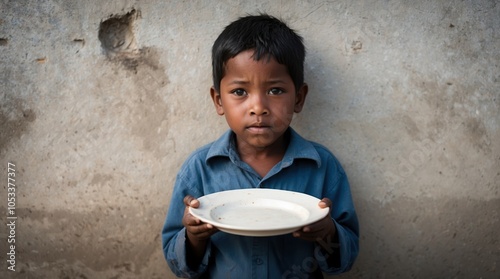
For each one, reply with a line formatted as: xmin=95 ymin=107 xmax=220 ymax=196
xmin=0 ymin=0 xmax=498 ymax=278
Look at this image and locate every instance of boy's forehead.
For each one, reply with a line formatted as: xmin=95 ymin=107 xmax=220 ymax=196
xmin=221 ymin=51 xmax=292 ymax=84
xmin=224 ymin=50 xmax=279 ymax=70
xmin=225 ymin=51 xmax=282 ymax=71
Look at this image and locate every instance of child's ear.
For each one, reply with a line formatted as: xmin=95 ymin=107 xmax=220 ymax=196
xmin=210 ymin=86 xmax=224 ymax=116
xmin=294 ymin=83 xmax=308 ymax=113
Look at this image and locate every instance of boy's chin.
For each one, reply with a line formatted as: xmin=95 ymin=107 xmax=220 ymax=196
xmin=236 ymin=133 xmax=287 ymax=150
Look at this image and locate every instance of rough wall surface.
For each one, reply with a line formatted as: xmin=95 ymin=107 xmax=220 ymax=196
xmin=0 ymin=0 xmax=498 ymax=278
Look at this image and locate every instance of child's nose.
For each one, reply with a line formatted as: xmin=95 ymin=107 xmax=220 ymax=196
xmin=249 ymin=93 xmax=269 ymax=116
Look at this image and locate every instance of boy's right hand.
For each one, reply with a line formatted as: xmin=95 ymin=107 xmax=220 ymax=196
xmin=182 ymin=195 xmax=218 ymax=244
xmin=182 ymin=195 xmax=218 ymax=268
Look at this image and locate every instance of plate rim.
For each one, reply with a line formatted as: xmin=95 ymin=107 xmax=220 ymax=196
xmin=188 ymin=188 xmax=329 ymax=236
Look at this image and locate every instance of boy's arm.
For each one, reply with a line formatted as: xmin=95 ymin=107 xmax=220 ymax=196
xmin=162 ymin=174 xmax=212 ymax=278
xmin=317 ymin=216 xmax=358 ymax=272
xmin=183 ymin=196 xmax=218 ymax=270
xmin=293 ymin=196 xmax=358 ymax=272
xmin=317 ymin=169 xmax=359 ymax=274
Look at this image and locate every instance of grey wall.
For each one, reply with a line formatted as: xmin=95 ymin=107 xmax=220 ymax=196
xmin=1 ymin=0 xmax=498 ymax=278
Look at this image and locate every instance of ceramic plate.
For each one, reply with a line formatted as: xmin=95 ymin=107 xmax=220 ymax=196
xmin=189 ymin=188 xmax=329 ymax=237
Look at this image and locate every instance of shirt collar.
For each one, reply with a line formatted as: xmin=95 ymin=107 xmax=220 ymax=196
xmin=206 ymin=128 xmax=321 ymax=168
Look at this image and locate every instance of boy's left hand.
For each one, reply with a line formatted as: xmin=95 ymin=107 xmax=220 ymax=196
xmin=293 ymin=198 xmax=336 ymax=242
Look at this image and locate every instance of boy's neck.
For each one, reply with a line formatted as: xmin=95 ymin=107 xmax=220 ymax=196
xmin=235 ymin=131 xmax=290 ymax=178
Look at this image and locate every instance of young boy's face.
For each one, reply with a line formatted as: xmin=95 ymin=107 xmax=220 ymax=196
xmin=211 ymin=49 xmax=307 ymax=152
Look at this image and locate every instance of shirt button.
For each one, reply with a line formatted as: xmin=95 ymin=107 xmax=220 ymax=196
xmin=255 ymin=258 xmax=263 ymax=265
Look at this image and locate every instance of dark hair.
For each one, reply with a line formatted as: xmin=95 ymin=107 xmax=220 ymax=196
xmin=211 ymin=14 xmax=306 ymax=93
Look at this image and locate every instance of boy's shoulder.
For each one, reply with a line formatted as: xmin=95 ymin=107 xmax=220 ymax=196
xmin=286 ymin=128 xmax=346 ymax=171
xmin=289 ymin=129 xmax=336 ymax=157
xmin=180 ymin=130 xmax=233 ymax=166
xmin=182 ymin=141 xmax=214 ymax=165
xmin=305 ymin=139 xmax=347 ymax=177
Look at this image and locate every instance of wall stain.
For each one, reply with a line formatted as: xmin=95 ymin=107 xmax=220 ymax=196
xmin=3 ymin=206 xmax=161 ymax=276
xmin=121 ymin=47 xmax=169 ymax=158
xmin=407 ymin=74 xmax=493 ymax=154
xmin=348 ymin=197 xmax=500 ymax=278
xmin=463 ymin=117 xmax=491 ymax=153
xmin=96 ymin=10 xmax=170 ymax=158
xmin=0 ymin=96 xmax=36 ymax=153
xmin=401 ymin=114 xmax=421 ymax=141
xmin=90 ymin=173 xmax=114 ymax=186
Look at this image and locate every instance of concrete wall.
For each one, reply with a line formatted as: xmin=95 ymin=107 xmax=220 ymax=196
xmin=1 ymin=0 xmax=498 ymax=278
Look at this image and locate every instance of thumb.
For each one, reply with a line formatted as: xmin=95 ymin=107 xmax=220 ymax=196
xmin=318 ymin=198 xmax=332 ymax=210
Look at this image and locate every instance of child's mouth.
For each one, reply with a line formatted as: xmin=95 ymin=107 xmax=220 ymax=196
xmin=247 ymin=125 xmax=271 ymax=133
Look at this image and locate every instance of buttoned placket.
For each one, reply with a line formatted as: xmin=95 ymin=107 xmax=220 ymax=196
xmin=252 ymin=237 xmax=268 ymax=279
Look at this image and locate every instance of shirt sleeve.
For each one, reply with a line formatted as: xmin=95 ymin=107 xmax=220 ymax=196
xmin=316 ymin=156 xmax=360 ymax=274
xmin=162 ymin=169 xmax=211 ymax=278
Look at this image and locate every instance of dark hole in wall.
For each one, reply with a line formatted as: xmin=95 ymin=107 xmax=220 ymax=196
xmin=98 ymin=9 xmax=138 ymax=55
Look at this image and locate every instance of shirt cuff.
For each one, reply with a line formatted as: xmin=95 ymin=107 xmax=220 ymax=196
xmin=173 ymin=227 xmax=212 ymax=278
xmin=315 ymin=219 xmax=356 ymax=274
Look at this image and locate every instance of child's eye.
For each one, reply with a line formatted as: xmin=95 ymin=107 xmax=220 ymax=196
xmin=268 ymin=88 xmax=285 ymax=95
xmin=230 ymin=89 xmax=247 ymax=97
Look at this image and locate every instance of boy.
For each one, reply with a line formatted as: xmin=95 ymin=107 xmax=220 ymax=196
xmin=162 ymin=14 xmax=359 ymax=278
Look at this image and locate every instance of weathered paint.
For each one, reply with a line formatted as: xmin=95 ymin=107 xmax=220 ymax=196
xmin=1 ymin=1 xmax=498 ymax=278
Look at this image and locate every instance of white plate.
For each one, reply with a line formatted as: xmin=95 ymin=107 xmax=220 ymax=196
xmin=189 ymin=188 xmax=329 ymax=237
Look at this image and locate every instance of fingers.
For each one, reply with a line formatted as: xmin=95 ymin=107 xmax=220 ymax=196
xmin=183 ymin=195 xmax=200 ymax=208
xmin=293 ymin=223 xmax=322 ymax=239
xmin=293 ymin=198 xmax=335 ymax=241
xmin=183 ymin=196 xmax=202 ymax=227
xmin=186 ymin=220 xmax=218 ymax=241
xmin=293 ymin=231 xmax=317 ymax=241
xmin=194 ymin=223 xmax=216 ymax=233
xmin=183 ymin=210 xmax=202 ymax=226
xmin=182 ymin=195 xmax=218 ymax=241
xmin=188 ymin=222 xmax=215 ymax=234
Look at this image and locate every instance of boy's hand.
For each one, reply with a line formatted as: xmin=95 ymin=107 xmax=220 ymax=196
xmin=182 ymin=195 xmax=218 ymax=243
xmin=293 ymin=198 xmax=336 ymax=242
xmin=182 ymin=195 xmax=218 ymax=268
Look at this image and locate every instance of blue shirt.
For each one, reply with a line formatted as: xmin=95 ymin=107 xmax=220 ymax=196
xmin=162 ymin=128 xmax=359 ymax=278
